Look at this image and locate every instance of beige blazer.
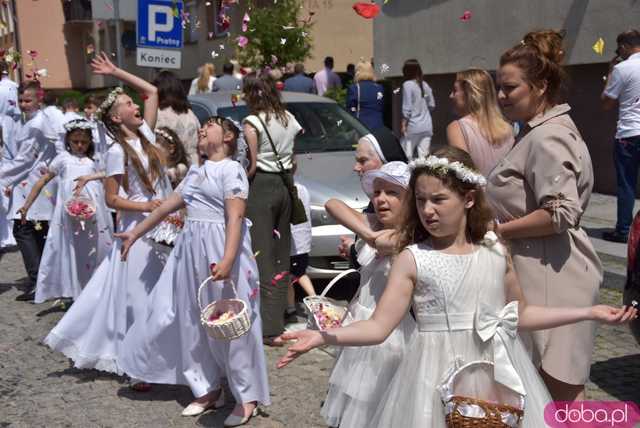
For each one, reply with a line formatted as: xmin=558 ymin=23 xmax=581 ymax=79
xmin=487 ymin=103 xmax=603 ymax=385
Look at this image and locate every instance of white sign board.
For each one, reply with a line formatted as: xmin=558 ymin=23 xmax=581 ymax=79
xmin=136 ymin=47 xmax=182 ymax=69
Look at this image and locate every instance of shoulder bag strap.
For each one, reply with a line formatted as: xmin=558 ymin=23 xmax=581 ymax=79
xmin=256 ymin=115 xmax=287 ymax=173
xmin=356 ymin=83 xmax=361 ymax=118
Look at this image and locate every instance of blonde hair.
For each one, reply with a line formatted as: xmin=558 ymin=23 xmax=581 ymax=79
xmin=197 ymin=63 xmax=215 ymax=93
xmin=455 ymin=69 xmax=512 ymax=146
xmin=355 ymin=61 xmax=375 ymax=82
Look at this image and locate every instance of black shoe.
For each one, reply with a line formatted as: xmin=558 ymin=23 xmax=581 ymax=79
xmin=284 ymin=309 xmax=298 ymax=325
xmin=15 ymin=288 xmax=36 ymax=302
xmin=602 ymin=230 xmax=629 ymax=243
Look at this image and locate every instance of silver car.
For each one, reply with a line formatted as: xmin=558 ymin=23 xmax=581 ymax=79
xmin=188 ymin=91 xmax=370 ymax=279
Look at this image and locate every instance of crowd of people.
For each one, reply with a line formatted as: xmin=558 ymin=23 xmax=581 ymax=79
xmin=0 ymin=27 xmax=639 ymax=428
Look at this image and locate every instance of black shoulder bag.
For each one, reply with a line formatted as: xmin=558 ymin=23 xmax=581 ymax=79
xmin=256 ymin=115 xmax=308 ymax=225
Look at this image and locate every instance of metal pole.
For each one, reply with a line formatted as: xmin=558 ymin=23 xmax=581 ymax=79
xmin=113 ymin=0 xmax=123 ymax=69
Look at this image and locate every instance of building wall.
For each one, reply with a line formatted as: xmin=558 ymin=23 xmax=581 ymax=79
xmin=374 ymin=0 xmax=640 ymax=75
xmin=14 ymin=0 xmax=72 ymax=88
xmin=301 ymin=0 xmax=372 ymax=72
xmin=375 ymin=0 xmax=640 ymax=195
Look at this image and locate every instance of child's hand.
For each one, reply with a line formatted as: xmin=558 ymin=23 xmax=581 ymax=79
xmin=73 ymin=176 xmax=89 ymax=196
xmin=338 ymin=236 xmax=354 ymax=259
xmin=16 ymin=206 xmax=28 ymax=225
xmin=145 ymin=199 xmax=163 ymax=212
xmin=91 ymin=52 xmax=117 ymax=75
xmin=210 ymin=260 xmax=232 ymax=281
xmin=275 ymin=329 xmax=325 ymax=368
xmin=114 ymin=231 xmax=137 ymax=261
xmin=589 ymin=305 xmax=638 ymax=324
xmin=374 ymin=230 xmax=398 ymax=256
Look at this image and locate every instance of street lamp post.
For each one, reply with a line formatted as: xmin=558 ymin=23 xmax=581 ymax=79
xmin=113 ymin=0 xmax=124 ymax=69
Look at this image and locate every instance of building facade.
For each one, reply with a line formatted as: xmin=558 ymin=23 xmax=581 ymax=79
xmin=374 ymin=0 xmax=640 ymax=194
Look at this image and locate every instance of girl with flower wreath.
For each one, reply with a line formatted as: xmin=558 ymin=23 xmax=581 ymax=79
xmin=17 ymin=118 xmax=113 ymax=305
xmin=44 ymin=53 xmax=172 ymax=381
xmin=276 ymin=147 xmax=637 ymax=427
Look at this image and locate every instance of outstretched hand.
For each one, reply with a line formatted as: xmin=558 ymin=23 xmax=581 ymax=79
xmin=114 ymin=231 xmax=137 ymax=261
xmin=275 ymin=329 xmax=325 ymax=369
xmin=590 ymin=305 xmax=638 ymax=324
xmin=91 ymin=52 xmax=117 ymax=75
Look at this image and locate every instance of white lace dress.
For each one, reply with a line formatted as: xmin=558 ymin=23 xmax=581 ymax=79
xmin=369 ymin=240 xmax=553 ymax=427
xmin=118 ymin=159 xmax=270 ymax=404
xmin=321 ymin=242 xmax=416 ymax=427
xmin=44 ymin=123 xmax=173 ymax=374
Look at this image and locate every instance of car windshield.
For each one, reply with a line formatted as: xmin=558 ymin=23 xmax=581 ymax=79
xmin=215 ymin=102 xmax=370 ymax=154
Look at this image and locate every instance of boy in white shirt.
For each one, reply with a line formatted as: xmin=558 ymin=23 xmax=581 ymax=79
xmin=286 ymin=182 xmax=315 ymax=322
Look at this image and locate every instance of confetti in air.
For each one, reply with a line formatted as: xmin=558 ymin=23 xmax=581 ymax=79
xmin=459 ymin=10 xmax=472 ymax=21
xmin=593 ymin=37 xmax=605 ymax=55
xmin=379 ymin=63 xmax=390 ymax=74
xmin=273 ymin=229 xmax=281 ymax=239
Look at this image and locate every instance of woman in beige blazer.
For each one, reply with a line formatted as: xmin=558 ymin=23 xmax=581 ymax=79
xmin=487 ymin=30 xmax=603 ymax=401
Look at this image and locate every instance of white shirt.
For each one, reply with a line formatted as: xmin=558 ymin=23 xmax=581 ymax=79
xmin=0 ymin=76 xmax=19 ymax=118
xmin=604 ymin=52 xmax=640 ymax=139
xmin=243 ymin=111 xmax=302 ymax=173
xmin=290 ymin=183 xmax=312 ymax=255
xmin=188 ymin=76 xmax=216 ymax=95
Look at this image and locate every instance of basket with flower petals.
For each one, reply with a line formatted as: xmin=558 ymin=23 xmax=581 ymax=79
xmin=198 ymin=275 xmax=251 ymax=340
xmin=64 ymin=196 xmax=96 ymax=230
xmin=304 ymin=269 xmax=356 ymax=331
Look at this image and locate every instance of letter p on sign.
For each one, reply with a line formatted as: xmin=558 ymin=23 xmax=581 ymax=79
xmin=148 ymin=4 xmax=173 ymax=42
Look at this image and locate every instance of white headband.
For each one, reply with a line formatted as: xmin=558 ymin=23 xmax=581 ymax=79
xmin=64 ymin=118 xmax=94 ymax=132
xmin=155 ymin=129 xmax=174 ymax=142
xmin=409 ymin=155 xmax=487 ymax=187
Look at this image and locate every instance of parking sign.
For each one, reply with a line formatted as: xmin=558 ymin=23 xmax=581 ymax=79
xmin=137 ymin=0 xmax=183 ymax=49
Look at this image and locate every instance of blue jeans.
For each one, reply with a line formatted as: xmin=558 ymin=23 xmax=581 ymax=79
xmin=614 ymin=135 xmax=640 ymax=234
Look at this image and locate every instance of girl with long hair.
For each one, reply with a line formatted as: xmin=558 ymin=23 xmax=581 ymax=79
xmin=400 ymin=59 xmax=436 ymax=159
xmin=447 ymin=69 xmax=514 ymax=176
xmin=242 ymin=74 xmax=302 ymax=344
xmin=276 ymin=147 xmax=636 ymax=427
xmin=488 ymin=30 xmax=604 ymax=401
xmin=155 ymin=126 xmax=190 ymax=188
xmin=44 ymin=53 xmax=172 ymax=382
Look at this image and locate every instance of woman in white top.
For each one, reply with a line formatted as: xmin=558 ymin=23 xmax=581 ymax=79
xmin=446 ymin=69 xmax=514 ymax=177
xmin=188 ymin=63 xmax=216 ymax=96
xmin=242 ymin=74 xmax=303 ymax=344
xmin=400 ymin=59 xmax=436 ymax=160
xmin=154 ymin=71 xmax=201 ymax=165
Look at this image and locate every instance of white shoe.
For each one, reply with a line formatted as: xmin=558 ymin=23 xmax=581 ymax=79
xmin=223 ymin=407 xmax=259 ymax=427
xmin=181 ymin=390 xmax=225 ymax=417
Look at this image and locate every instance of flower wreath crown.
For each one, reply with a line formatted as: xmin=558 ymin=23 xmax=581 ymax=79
xmin=95 ymin=87 xmax=124 ymax=119
xmin=64 ymin=118 xmax=94 ymax=132
xmin=155 ymin=128 xmax=174 ymax=142
xmin=409 ymin=155 xmax=487 ymax=187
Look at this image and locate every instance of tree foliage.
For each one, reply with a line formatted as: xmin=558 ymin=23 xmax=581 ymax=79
xmin=235 ymin=0 xmax=313 ymax=69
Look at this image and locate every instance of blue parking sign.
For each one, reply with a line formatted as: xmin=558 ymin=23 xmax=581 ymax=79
xmin=137 ymin=0 xmax=183 ymax=49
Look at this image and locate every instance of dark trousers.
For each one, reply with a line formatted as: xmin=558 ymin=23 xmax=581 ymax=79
xmin=13 ymin=220 xmax=49 ymax=288
xmin=614 ymin=135 xmax=640 ymax=234
xmin=246 ymin=171 xmax=292 ymax=337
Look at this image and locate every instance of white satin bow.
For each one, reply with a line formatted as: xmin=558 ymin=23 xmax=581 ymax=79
xmin=475 ymin=300 xmax=526 ymax=396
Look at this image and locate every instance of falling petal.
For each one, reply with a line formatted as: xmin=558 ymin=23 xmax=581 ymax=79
xmin=459 ymin=10 xmax=472 ymax=21
xmin=252 ymin=250 xmax=261 ymax=259
xmin=393 ymin=88 xmax=400 ymax=94
xmin=376 ymin=91 xmax=383 ymax=100
xmin=236 ymin=36 xmax=249 ymax=48
xmin=88 ymin=247 xmax=97 ymax=256
xmin=249 ymin=288 xmax=259 ymax=299
xmin=271 ymin=54 xmax=278 ymax=65
xmin=592 ymin=37 xmax=605 ymax=55
xmin=280 ymin=38 xmax=287 ymax=45
xmin=379 ymin=63 xmax=390 ymax=74
xmin=273 ymin=229 xmax=281 ymax=239
xmin=211 ymin=50 xmax=219 ymax=59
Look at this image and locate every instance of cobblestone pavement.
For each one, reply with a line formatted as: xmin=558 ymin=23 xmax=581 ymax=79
xmin=1 ymin=249 xmax=639 ymax=427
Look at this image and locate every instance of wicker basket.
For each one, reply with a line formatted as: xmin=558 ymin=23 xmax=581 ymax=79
xmin=441 ymin=361 xmax=524 ymax=428
xmin=198 ymin=276 xmax=251 ymax=340
xmin=304 ymin=269 xmax=356 ymax=331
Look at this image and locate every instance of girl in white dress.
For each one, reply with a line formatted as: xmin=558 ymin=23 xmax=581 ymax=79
xmin=17 ymin=119 xmax=113 ymax=303
xmin=116 ymin=116 xmax=269 ymax=426
xmin=321 ymin=161 xmax=415 ymax=428
xmin=44 ymin=53 xmax=171 ymax=377
xmin=277 ymin=147 xmax=637 ymax=427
